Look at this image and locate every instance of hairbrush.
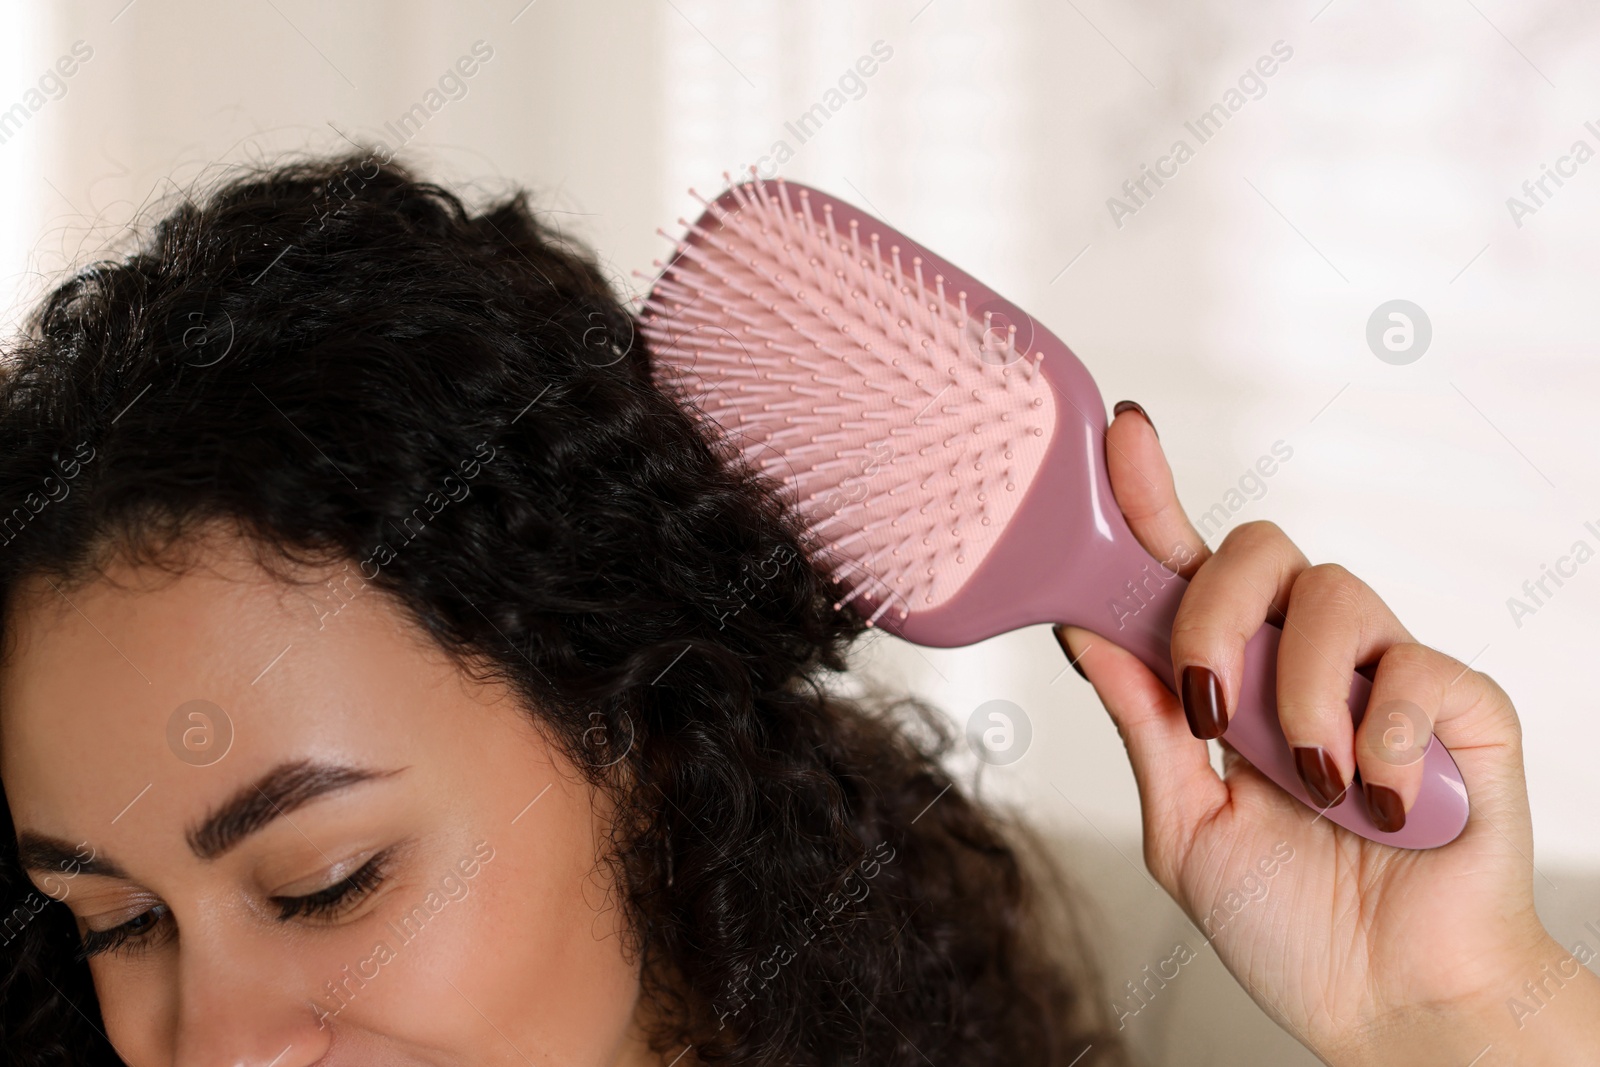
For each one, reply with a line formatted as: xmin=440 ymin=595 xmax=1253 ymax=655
xmin=639 ymin=174 xmax=1468 ymax=849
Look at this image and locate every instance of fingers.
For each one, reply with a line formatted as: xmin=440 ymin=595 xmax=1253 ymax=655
xmin=1055 ymin=623 xmax=1225 ymax=885
xmin=1352 ymin=642 xmax=1445 ymax=831
xmin=1105 ymin=401 xmax=1210 ymax=580
xmin=1275 ymin=563 xmax=1416 ymax=819
xmin=1272 ymin=565 xmax=1520 ymax=838
xmin=1358 ymin=644 xmax=1529 ymax=839
xmin=1168 ymin=520 xmax=1311 ymax=739
xmin=1088 ymin=410 xmax=1533 ymax=850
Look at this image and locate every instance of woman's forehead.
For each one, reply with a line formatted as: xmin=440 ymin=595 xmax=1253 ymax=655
xmin=0 ymin=533 xmax=472 ymax=826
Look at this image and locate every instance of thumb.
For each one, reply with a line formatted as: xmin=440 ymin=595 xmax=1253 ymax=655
xmin=1055 ymin=623 xmax=1226 ymax=874
xmin=1106 ymin=401 xmax=1211 ymax=579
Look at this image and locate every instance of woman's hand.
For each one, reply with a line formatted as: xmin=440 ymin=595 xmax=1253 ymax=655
xmin=1055 ymin=402 xmax=1600 ymax=1065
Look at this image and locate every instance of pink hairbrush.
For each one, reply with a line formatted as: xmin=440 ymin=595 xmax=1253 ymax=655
xmin=639 ymin=175 xmax=1469 ymax=849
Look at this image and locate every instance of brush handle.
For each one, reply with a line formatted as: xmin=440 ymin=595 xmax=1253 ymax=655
xmin=1066 ymin=555 xmax=1470 ymax=849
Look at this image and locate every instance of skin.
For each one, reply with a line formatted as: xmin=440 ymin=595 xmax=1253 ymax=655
xmin=0 ymin=521 xmax=667 ymax=1067
xmin=1059 ymin=407 xmax=1600 ymax=1065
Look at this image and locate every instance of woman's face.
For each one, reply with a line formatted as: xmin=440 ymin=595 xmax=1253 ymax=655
xmin=0 ymin=526 xmax=654 ymax=1066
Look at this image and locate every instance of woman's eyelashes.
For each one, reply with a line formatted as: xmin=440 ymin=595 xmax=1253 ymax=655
xmin=76 ymin=848 xmax=398 ymax=960
xmin=269 ymin=848 xmax=391 ymax=921
xmin=77 ymin=903 xmax=173 ymax=961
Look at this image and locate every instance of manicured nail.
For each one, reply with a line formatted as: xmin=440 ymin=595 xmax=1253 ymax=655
xmin=1052 ymin=626 xmax=1090 ymax=682
xmin=1180 ymin=665 xmax=1227 ymax=740
xmin=1113 ymin=399 xmax=1158 ymax=440
xmin=1363 ymin=783 xmax=1405 ymax=833
xmin=1292 ymin=746 xmax=1346 ymax=809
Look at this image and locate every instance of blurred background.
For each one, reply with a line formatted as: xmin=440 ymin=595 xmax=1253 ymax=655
xmin=3 ymin=1 xmax=1598 ymax=1062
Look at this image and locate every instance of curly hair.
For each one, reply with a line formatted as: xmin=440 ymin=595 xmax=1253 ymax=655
xmin=0 ymin=150 xmax=1128 ymax=1066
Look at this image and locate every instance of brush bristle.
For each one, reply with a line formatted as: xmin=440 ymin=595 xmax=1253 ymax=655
xmin=639 ymin=175 xmax=1058 ymax=626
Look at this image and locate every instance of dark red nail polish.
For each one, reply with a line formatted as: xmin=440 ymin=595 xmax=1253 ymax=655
xmin=1292 ymin=746 xmax=1346 ymax=808
xmin=1363 ymin=783 xmax=1406 ymax=833
xmin=1180 ymin=665 xmax=1227 ymax=740
xmin=1113 ymin=399 xmax=1158 ymax=440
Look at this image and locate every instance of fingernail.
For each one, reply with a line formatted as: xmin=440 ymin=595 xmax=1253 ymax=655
xmin=1180 ymin=665 xmax=1227 ymax=740
xmin=1292 ymin=746 xmax=1346 ymax=809
xmin=1363 ymin=783 xmax=1406 ymax=833
xmin=1113 ymin=399 xmax=1159 ymax=440
xmin=1052 ymin=626 xmax=1090 ymax=682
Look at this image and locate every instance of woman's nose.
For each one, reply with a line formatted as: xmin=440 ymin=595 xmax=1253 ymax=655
xmin=169 ymin=934 xmax=334 ymax=1067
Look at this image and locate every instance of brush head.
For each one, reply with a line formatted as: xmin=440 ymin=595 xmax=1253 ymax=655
xmin=640 ymin=175 xmax=1063 ymax=628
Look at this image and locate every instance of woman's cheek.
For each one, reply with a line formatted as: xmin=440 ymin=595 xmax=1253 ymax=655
xmin=94 ymin=957 xmax=178 ymax=1064
xmin=360 ymin=816 xmax=640 ymax=1065
xmin=319 ymin=868 xmax=524 ymax=1053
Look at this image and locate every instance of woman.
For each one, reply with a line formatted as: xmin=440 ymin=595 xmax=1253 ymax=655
xmin=0 ymin=152 xmax=1591 ymax=1065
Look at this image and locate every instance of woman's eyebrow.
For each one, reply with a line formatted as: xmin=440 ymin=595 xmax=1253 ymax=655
xmin=14 ymin=760 xmax=405 ymax=878
xmin=15 ymin=836 xmax=126 ymax=878
xmin=186 ymin=758 xmax=405 ymax=860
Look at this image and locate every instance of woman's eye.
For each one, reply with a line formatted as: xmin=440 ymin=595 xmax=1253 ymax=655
xmin=74 ymin=850 xmax=396 ymax=960
xmin=270 ymin=850 xmax=390 ymax=922
xmin=77 ymin=903 xmax=172 ymax=961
